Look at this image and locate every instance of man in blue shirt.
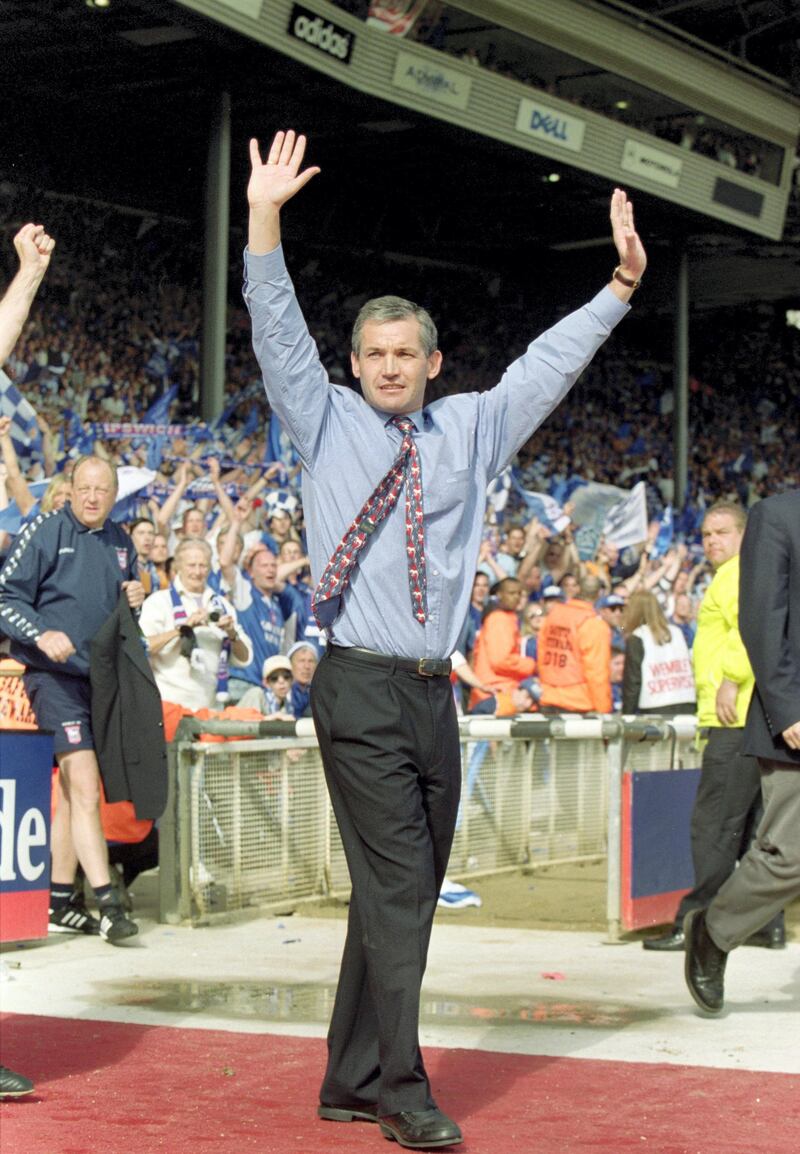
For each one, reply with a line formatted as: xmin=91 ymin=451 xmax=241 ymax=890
xmin=214 ymin=541 xmax=301 ymax=700
xmin=244 ymin=129 xmax=647 ymax=1149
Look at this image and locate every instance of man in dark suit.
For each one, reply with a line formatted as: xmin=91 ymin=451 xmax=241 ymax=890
xmin=684 ymin=490 xmax=800 ymax=1013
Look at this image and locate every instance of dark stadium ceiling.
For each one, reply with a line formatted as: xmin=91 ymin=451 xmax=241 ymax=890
xmin=1 ymin=0 xmax=798 ymax=313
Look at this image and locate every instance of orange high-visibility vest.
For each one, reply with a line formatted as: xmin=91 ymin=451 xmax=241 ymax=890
xmin=538 ymin=602 xmax=596 ymax=687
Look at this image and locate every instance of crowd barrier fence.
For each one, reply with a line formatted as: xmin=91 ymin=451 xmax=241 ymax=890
xmin=158 ymin=713 xmax=698 ymax=939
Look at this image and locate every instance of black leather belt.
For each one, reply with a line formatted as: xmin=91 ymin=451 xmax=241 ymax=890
xmin=328 ymin=644 xmax=451 ymax=678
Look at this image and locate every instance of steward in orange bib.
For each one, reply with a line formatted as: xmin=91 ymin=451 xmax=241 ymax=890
xmin=468 ymin=577 xmax=536 ymax=710
xmin=538 ymin=574 xmax=612 ymax=713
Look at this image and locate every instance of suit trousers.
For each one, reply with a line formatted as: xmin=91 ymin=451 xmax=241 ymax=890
xmin=673 ymin=727 xmax=763 ymax=928
xmin=310 ymin=647 xmax=461 ymax=1116
xmin=707 ymin=760 xmax=800 ymax=951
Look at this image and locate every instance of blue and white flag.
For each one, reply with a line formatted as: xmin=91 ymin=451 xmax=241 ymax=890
xmin=110 ymin=467 xmax=157 ymax=523
xmin=511 ymin=473 xmax=571 ymax=534
xmin=265 ymin=412 xmax=299 ymax=471
xmin=486 ymin=467 xmax=512 ymax=519
xmin=602 ymin=481 xmax=648 ymax=550
xmin=63 ymin=408 xmax=96 ymax=456
xmin=0 ymin=480 xmax=49 ymax=535
xmin=0 ymin=369 xmax=43 ymax=461
xmin=263 ymin=488 xmax=298 ymax=517
xmin=570 ymin=480 xmax=648 ymax=558
xmin=146 ymin=434 xmax=166 ymax=472
xmin=239 ymin=405 xmax=260 ymax=441
xmin=210 ymin=397 xmax=239 ymax=431
xmin=142 ymin=383 xmax=178 ymax=425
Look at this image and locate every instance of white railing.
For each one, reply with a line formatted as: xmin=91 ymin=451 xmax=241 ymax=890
xmin=158 ymin=714 xmax=698 ymax=937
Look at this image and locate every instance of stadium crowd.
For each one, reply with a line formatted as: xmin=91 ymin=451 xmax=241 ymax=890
xmin=0 ymin=191 xmax=798 ymax=736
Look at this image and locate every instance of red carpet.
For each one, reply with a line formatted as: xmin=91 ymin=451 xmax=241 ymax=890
xmin=2 ymin=1013 xmax=799 ymax=1154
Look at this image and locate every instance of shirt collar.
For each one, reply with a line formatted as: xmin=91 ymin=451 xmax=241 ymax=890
xmin=381 ymin=407 xmax=426 ymax=433
xmin=63 ymin=502 xmax=106 ymax=535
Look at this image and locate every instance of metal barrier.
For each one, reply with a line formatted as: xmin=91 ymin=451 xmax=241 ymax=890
xmin=157 ymin=714 xmax=698 ymax=935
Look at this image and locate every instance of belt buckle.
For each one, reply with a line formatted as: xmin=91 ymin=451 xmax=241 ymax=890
xmin=418 ymin=658 xmax=435 ymax=677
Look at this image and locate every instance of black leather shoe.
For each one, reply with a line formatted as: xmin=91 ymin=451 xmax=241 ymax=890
xmin=379 ymin=1108 xmax=463 ymax=1148
xmin=0 ymin=1065 xmax=34 ymax=1098
xmin=318 ymin=1102 xmax=378 ymax=1123
xmin=642 ymin=928 xmax=684 ymax=951
xmin=684 ymin=909 xmax=727 ymax=1014
xmin=745 ymin=924 xmax=786 ymax=949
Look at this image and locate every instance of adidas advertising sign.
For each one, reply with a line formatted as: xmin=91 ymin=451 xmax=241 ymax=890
xmin=288 ymin=5 xmax=354 ymax=65
xmin=0 ymin=731 xmax=54 ymax=942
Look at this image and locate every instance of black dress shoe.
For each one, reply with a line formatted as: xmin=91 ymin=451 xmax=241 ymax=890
xmin=684 ymin=909 xmax=727 ymax=1015
xmin=642 ymin=928 xmax=684 ymax=951
xmin=745 ymin=924 xmax=786 ymax=949
xmin=378 ymin=1108 xmax=463 ymax=1149
xmin=0 ymin=1065 xmax=34 ymax=1098
xmin=318 ymin=1102 xmax=378 ymax=1123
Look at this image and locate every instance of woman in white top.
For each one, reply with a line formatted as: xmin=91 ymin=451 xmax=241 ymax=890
xmin=621 ymin=590 xmax=696 ymax=716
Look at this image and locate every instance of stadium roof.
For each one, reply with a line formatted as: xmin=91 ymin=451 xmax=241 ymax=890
xmin=3 ymin=0 xmax=798 ymax=313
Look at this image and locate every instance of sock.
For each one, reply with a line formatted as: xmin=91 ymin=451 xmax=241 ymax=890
xmin=50 ymin=885 xmax=74 ymax=912
xmin=93 ymin=883 xmax=116 ymax=907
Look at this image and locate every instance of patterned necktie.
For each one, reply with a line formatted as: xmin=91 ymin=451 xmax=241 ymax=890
xmin=312 ymin=415 xmax=428 ymax=629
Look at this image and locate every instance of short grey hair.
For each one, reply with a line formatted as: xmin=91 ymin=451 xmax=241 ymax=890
xmin=71 ymin=455 xmax=119 ymax=495
xmin=174 ymin=537 xmax=212 ymax=566
xmin=351 ymin=296 xmax=438 ymax=358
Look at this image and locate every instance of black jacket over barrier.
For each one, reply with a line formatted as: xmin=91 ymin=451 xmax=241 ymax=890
xmin=90 ymin=591 xmax=168 ymax=820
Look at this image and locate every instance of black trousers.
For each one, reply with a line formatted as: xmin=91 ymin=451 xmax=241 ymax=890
xmin=674 ymin=726 xmax=782 ymax=931
xmin=311 ymin=647 xmax=461 ymax=1115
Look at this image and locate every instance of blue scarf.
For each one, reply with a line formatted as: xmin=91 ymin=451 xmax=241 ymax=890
xmin=169 ymin=582 xmax=231 ymax=702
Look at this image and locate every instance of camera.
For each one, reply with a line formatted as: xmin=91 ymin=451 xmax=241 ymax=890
xmin=208 ymin=609 xmax=221 ymax=623
xmin=178 ymin=624 xmax=197 ymax=659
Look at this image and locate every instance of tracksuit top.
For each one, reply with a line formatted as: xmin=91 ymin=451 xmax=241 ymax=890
xmin=0 ymin=503 xmax=137 ymax=678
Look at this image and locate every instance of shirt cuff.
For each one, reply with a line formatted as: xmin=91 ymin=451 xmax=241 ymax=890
xmin=244 ymin=244 xmax=287 ymax=283
xmin=588 ymin=284 xmax=631 ymax=327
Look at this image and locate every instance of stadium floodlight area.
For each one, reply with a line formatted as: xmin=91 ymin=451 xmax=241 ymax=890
xmin=174 ymin=0 xmax=798 ymax=240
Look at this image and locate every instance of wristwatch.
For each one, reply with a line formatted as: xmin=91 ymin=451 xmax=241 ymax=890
xmin=613 ymin=265 xmax=641 ymax=290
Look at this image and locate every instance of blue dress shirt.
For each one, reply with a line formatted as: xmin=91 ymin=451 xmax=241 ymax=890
xmin=244 ymin=245 xmax=629 ymax=660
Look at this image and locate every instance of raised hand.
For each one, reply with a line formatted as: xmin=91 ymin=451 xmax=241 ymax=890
xmin=248 ymin=131 xmax=320 ymax=214
xmin=248 ymin=131 xmax=320 ymax=255
xmin=13 ymin=223 xmax=55 ymax=281
xmin=610 ymin=188 xmax=646 ymax=282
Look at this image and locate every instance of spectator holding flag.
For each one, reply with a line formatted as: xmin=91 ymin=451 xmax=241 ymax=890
xmin=0 ymin=416 xmax=72 ymax=520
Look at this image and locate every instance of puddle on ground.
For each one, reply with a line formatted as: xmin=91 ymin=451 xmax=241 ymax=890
xmin=96 ymin=979 xmax=656 ymax=1028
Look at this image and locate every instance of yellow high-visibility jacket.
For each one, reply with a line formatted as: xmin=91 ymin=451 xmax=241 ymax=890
xmin=693 ymin=553 xmax=754 ymax=728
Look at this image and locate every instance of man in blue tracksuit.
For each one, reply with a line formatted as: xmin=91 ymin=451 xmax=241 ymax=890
xmin=0 ymin=455 xmax=144 ymax=943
